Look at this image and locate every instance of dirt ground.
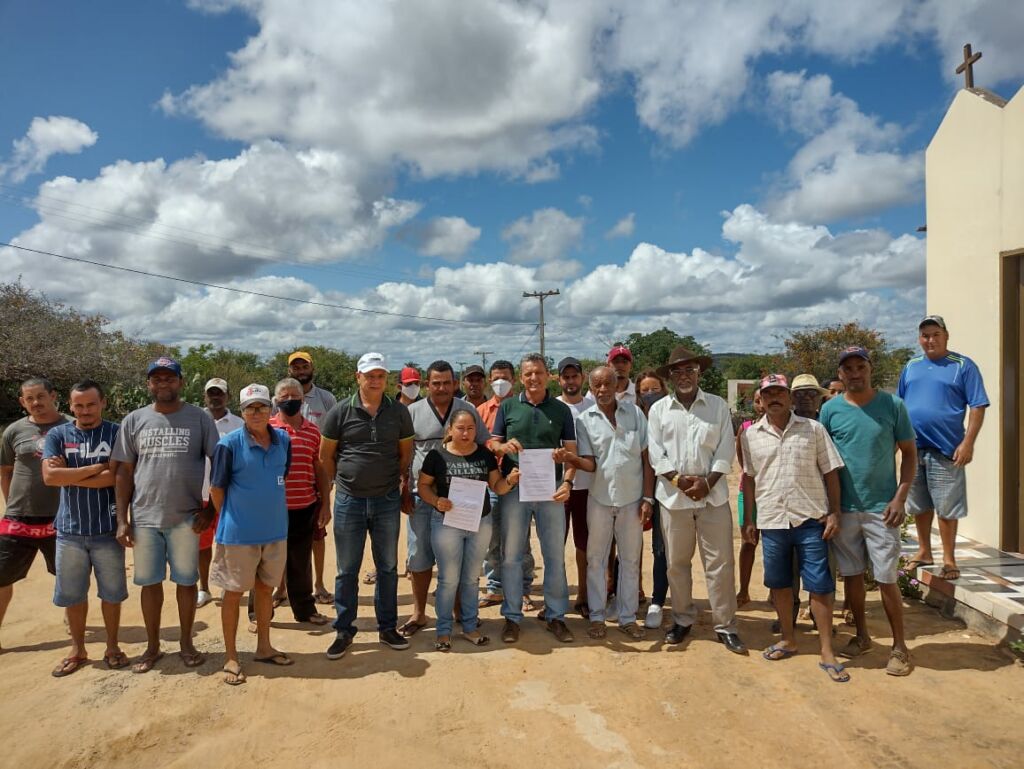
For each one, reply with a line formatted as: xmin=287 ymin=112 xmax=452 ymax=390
xmin=2 ymin=466 xmax=1023 ymax=769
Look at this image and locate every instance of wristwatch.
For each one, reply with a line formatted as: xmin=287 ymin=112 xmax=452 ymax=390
xmin=642 ymin=496 xmax=655 ymax=505
xmin=670 ymin=475 xmax=680 ymax=488
xmin=563 ymin=478 xmax=574 ymax=489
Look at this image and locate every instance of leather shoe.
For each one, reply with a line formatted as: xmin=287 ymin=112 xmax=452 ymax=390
xmin=501 ymin=619 xmax=520 ymax=644
xmin=664 ymin=623 xmax=691 ymax=645
xmin=716 ymin=631 xmax=748 ymax=655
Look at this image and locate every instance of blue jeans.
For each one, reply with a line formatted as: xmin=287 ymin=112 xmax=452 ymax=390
xmin=482 ymin=490 xmax=534 ymax=595
xmin=500 ymin=487 xmax=568 ymax=623
xmin=54 ymin=533 xmax=128 ymax=607
xmin=761 ymin=519 xmax=834 ymax=595
xmin=332 ymin=488 xmax=401 ymax=637
xmin=132 ymin=521 xmax=199 ymax=587
xmin=431 ymin=511 xmax=492 ymax=637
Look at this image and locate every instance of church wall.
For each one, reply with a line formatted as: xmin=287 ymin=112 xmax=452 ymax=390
xmin=925 ymin=91 xmax=1004 ymax=547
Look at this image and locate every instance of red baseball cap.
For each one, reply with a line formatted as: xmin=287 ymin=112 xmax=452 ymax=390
xmin=607 ymin=345 xmax=633 ymax=364
xmin=399 ymin=366 xmax=421 ymax=384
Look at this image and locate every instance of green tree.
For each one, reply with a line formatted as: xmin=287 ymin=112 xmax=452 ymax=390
xmin=778 ymin=322 xmax=912 ymax=389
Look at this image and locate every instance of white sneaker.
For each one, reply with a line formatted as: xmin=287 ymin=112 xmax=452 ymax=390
xmin=644 ymin=603 xmax=663 ymax=629
xmin=196 ymin=589 xmax=213 ymax=608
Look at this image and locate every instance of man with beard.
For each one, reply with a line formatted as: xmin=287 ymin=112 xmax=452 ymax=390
xmin=0 ymin=378 xmax=68 ymax=653
xmin=556 ymin=357 xmax=593 ymax=617
xmin=112 ymin=358 xmax=219 ymax=673
xmin=286 ymin=351 xmax=337 ymax=605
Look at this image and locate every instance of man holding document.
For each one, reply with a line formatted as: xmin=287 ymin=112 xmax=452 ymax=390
xmin=417 ymin=410 xmax=519 ymax=651
xmin=488 ymin=353 xmax=578 ymax=644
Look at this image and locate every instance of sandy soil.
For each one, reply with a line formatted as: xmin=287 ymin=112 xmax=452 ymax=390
xmin=1 ymin=466 xmax=1022 ymax=769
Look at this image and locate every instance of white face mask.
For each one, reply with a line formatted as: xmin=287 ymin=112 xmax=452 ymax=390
xmin=491 ymin=379 xmax=513 ymax=398
xmin=401 ymin=384 xmax=420 ymax=400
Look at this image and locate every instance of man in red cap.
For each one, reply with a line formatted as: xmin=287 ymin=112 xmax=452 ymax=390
xmin=607 ymin=345 xmax=636 ymax=405
xmin=397 ymin=367 xmax=422 ymax=407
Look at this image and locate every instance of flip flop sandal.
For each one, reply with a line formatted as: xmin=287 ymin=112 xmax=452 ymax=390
xmin=223 ymin=664 xmax=247 ymax=686
xmin=939 ymin=566 xmax=961 ymax=581
xmin=478 ymin=594 xmax=503 ymax=608
xmin=398 ymin=620 xmax=427 ymax=637
xmin=363 ymin=571 xmax=378 ymax=585
xmin=103 ymin=650 xmax=129 ymax=670
xmin=314 ymin=588 xmax=333 ymax=605
xmin=180 ymin=650 xmax=206 ymax=668
xmin=587 ymin=622 xmax=607 ymax=639
xmin=272 ymin=594 xmax=289 ymax=608
xmin=522 ymin=596 xmax=541 ymax=613
xmin=618 ymin=623 xmax=646 ymax=640
xmin=762 ymin=643 xmax=798 ymax=661
xmin=254 ymin=653 xmax=294 ymax=666
xmin=304 ymin=613 xmax=330 ymax=626
xmin=461 ymin=633 xmax=490 ymax=646
xmin=819 ymin=661 xmax=850 ymax=683
xmin=131 ymin=651 xmax=164 ymax=674
xmin=52 ymin=655 xmax=89 ymax=677
xmin=904 ymin=559 xmax=934 ymax=571
xmin=434 ymin=640 xmax=452 ymax=652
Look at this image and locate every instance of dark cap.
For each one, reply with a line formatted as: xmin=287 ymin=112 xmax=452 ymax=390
xmin=838 ymin=346 xmax=870 ymax=365
xmin=918 ymin=315 xmax=947 ymax=331
xmin=147 ymin=356 xmax=182 ymax=378
xmin=462 ymin=364 xmax=485 ymax=378
xmin=557 ymin=356 xmax=583 ymax=375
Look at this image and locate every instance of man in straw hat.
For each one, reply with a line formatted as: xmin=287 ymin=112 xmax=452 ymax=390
xmin=647 ymin=346 xmax=746 ymax=654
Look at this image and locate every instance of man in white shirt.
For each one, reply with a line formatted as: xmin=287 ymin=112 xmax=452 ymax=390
xmin=198 ymin=378 xmax=244 ymax=607
xmin=607 ymin=345 xmax=636 ymax=405
xmin=647 ymin=346 xmax=745 ymax=654
xmin=556 ymin=357 xmax=594 ymax=616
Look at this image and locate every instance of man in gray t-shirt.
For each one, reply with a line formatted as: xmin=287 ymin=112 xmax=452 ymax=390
xmin=111 ymin=357 xmax=218 ymax=673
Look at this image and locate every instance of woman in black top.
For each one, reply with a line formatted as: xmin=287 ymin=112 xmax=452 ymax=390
xmin=418 ymin=410 xmax=519 ymax=651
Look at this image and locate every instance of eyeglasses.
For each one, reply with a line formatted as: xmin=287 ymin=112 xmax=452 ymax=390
xmin=668 ymin=365 xmax=701 ymax=377
xmin=242 ymin=404 xmax=271 ymax=414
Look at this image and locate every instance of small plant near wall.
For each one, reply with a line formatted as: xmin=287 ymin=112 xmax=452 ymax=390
xmin=897 ymin=556 xmax=924 ymax=600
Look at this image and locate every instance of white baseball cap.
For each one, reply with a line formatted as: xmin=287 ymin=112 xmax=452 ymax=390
xmin=204 ymin=377 xmax=229 ymax=393
xmin=357 ymin=352 xmax=388 ymax=374
xmin=239 ymin=383 xmax=272 ymax=409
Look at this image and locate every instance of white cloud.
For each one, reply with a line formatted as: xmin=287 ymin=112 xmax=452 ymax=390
xmin=164 ymin=0 xmax=604 ymax=178
xmin=605 ymin=212 xmax=635 ymax=239
xmin=502 ymin=208 xmax=585 ymax=264
xmin=921 ymin=0 xmax=1024 ymax=89
xmin=1 ymin=116 xmax=98 ymax=183
xmin=400 ymin=216 xmax=481 ymax=259
xmin=762 ymin=70 xmax=923 ymax=222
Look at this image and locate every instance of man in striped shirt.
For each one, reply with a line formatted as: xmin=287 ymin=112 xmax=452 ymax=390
xmin=269 ymin=378 xmax=332 ymax=625
xmin=41 ymin=380 xmax=127 ymax=676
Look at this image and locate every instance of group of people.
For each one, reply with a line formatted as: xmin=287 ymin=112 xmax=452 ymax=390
xmin=0 ymin=314 xmax=986 ymax=686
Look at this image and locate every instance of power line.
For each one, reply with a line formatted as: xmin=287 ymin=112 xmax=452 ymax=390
xmin=0 ymin=241 xmax=536 ymax=327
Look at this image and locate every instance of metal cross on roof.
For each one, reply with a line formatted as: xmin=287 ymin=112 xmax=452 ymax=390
xmin=956 ymin=43 xmax=982 ymax=89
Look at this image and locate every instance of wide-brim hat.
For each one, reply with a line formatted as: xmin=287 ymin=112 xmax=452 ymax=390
xmin=656 ymin=346 xmax=712 ymax=379
xmin=790 ymin=373 xmax=828 ymax=396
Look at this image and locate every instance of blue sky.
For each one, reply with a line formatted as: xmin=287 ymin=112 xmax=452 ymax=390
xmin=2 ymin=1 xmax=1022 ymax=364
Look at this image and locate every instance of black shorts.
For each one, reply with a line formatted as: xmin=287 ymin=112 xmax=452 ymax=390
xmin=0 ymin=534 xmax=57 ymax=587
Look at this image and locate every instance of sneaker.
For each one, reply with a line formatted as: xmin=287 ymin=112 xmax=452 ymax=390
xmin=196 ymin=590 xmax=213 ymax=608
xmin=886 ymin=648 xmax=913 ymax=676
xmin=644 ymin=603 xmax=663 ymax=629
xmin=546 ymin=619 xmax=574 ymax=643
xmin=326 ymin=634 xmax=352 ymax=660
xmin=379 ymin=628 xmax=410 ymax=650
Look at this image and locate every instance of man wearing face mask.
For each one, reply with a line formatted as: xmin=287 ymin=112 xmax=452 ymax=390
xmin=477 ymin=360 xmax=537 ymax=611
xmin=607 ymin=346 xmax=636 ymax=405
xmin=268 ymin=378 xmax=332 ymax=626
xmin=398 ymin=367 xmax=422 ymax=406
xmin=286 ymin=352 xmax=337 ymax=605
xmin=197 ymin=378 xmax=244 ymax=608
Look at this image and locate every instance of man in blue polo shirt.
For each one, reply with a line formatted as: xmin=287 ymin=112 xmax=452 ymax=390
xmin=42 ymin=380 xmax=126 ymax=677
xmin=209 ymin=384 xmax=292 ymax=685
xmin=898 ymin=315 xmax=988 ymax=581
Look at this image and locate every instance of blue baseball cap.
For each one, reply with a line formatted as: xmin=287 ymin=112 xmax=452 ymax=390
xmin=837 ymin=346 xmax=870 ymax=365
xmin=147 ymin=356 xmax=183 ymax=377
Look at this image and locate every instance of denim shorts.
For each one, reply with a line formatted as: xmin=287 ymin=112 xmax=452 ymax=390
xmin=406 ymin=496 xmax=436 ymax=572
xmin=132 ymin=521 xmax=199 ymax=586
xmin=54 ymin=533 xmax=128 ymax=606
xmin=761 ymin=519 xmax=834 ymax=595
xmin=907 ymin=448 xmax=967 ymax=520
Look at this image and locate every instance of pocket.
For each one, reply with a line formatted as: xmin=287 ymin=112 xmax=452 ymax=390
xmin=384 ymin=487 xmax=402 ymax=502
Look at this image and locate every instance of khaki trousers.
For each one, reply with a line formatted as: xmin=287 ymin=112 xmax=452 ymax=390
xmin=660 ymin=501 xmax=737 ymax=633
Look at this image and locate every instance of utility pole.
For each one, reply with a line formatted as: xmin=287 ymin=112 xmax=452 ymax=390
xmin=455 ymin=360 xmax=468 ymax=379
xmin=473 ymin=350 xmax=494 ymax=370
xmin=522 ymin=289 xmax=560 ymax=362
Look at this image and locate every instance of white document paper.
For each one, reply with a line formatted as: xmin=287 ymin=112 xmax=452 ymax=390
xmin=443 ymin=477 xmax=489 ymax=532
xmin=518 ymin=448 xmax=556 ymax=502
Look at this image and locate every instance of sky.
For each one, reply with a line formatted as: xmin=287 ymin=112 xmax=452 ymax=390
xmin=2 ymin=0 xmax=1023 ymax=367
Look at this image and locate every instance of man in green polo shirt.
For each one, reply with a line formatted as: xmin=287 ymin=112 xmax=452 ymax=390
xmin=488 ymin=353 xmax=577 ymax=644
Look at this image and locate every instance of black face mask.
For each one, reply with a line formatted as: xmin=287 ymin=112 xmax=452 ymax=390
xmin=278 ymin=399 xmax=302 ymax=416
xmin=640 ymin=392 xmax=665 ymax=411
